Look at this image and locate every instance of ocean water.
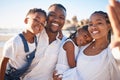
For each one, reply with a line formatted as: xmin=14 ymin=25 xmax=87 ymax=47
xmin=0 ymin=28 xmax=73 ymax=47
xmin=0 ymin=28 xmax=22 ymax=47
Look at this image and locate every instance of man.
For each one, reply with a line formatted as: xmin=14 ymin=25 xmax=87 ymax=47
xmin=23 ymin=3 xmax=67 ymax=80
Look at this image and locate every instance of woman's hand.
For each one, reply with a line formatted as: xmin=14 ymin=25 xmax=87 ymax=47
xmin=108 ymin=0 xmax=120 ymax=48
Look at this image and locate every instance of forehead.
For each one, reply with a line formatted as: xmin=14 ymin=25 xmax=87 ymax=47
xmin=78 ymin=29 xmax=88 ymax=34
xmin=28 ymin=12 xmax=46 ymax=18
xmin=89 ymin=13 xmax=105 ymax=22
xmin=48 ymin=6 xmax=66 ymax=16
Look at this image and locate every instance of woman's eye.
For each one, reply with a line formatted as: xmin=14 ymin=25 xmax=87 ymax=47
xmin=88 ymin=23 xmax=93 ymax=26
xmin=97 ymin=22 xmax=102 ymax=25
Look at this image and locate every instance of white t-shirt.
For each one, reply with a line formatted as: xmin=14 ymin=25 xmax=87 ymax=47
xmin=62 ymin=43 xmax=120 ymax=80
xmin=77 ymin=44 xmax=120 ymax=80
xmin=23 ymin=29 xmax=63 ymax=80
xmin=3 ymin=34 xmax=36 ymax=75
xmin=55 ymin=39 xmax=79 ymax=75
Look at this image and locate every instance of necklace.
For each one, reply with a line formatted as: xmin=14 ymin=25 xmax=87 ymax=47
xmin=92 ymin=46 xmax=95 ymax=49
xmin=91 ymin=41 xmax=108 ymax=50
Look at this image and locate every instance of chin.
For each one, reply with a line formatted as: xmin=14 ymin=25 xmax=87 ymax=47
xmin=50 ymin=29 xmax=58 ymax=33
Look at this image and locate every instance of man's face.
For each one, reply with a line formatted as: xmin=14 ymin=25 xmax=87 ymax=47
xmin=47 ymin=6 xmax=66 ymax=33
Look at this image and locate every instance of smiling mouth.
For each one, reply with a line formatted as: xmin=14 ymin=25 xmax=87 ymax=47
xmin=52 ymin=23 xmax=59 ymax=27
xmin=92 ymin=31 xmax=99 ymax=34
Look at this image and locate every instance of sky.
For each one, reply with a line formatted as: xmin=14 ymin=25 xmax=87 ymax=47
xmin=0 ymin=0 xmax=109 ymax=29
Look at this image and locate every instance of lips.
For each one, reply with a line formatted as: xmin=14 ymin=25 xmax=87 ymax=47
xmin=92 ymin=31 xmax=99 ymax=34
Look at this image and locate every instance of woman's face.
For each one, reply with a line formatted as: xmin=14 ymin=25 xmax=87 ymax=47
xmin=88 ymin=13 xmax=111 ymax=39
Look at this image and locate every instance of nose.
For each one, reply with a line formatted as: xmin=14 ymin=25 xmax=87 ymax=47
xmin=52 ymin=15 xmax=60 ymax=22
xmin=90 ymin=24 xmax=98 ymax=30
xmin=91 ymin=24 xmax=97 ymax=27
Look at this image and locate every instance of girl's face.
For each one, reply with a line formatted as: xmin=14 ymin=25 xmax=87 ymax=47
xmin=88 ymin=13 xmax=111 ymax=40
xmin=75 ymin=29 xmax=93 ymax=46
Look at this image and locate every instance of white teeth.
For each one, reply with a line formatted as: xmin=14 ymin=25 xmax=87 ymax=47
xmin=92 ymin=31 xmax=99 ymax=34
xmin=52 ymin=23 xmax=59 ymax=26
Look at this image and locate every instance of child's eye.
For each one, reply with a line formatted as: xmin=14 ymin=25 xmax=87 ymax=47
xmin=40 ymin=23 xmax=45 ymax=27
xmin=83 ymin=34 xmax=88 ymax=39
xmin=33 ymin=18 xmax=39 ymax=22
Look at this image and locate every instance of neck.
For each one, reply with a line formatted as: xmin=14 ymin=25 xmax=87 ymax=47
xmin=45 ymin=28 xmax=58 ymax=44
xmin=23 ymin=30 xmax=35 ymax=43
xmin=92 ymin=37 xmax=109 ymax=50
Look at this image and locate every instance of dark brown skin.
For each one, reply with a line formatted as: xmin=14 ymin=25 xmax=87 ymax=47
xmin=0 ymin=57 xmax=9 ymax=80
xmin=108 ymin=0 xmax=120 ymax=48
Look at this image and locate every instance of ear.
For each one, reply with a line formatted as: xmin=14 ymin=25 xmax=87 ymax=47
xmin=24 ymin=18 xmax=28 ymax=24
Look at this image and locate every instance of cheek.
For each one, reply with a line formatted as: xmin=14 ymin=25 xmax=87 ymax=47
xmin=61 ymin=20 xmax=65 ymax=25
xmin=75 ymin=37 xmax=80 ymax=44
xmin=88 ymin=27 xmax=91 ymax=33
xmin=87 ymin=38 xmax=93 ymax=43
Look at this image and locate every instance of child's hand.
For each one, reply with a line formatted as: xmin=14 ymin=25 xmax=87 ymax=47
xmin=53 ymin=70 xmax=58 ymax=80
xmin=53 ymin=70 xmax=62 ymax=80
xmin=58 ymin=30 xmax=63 ymax=40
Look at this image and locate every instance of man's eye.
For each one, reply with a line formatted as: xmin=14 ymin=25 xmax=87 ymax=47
xmin=49 ymin=13 xmax=55 ymax=17
xmin=59 ymin=16 xmax=65 ymax=20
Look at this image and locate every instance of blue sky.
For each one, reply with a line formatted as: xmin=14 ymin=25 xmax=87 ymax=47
xmin=0 ymin=0 xmax=109 ymax=28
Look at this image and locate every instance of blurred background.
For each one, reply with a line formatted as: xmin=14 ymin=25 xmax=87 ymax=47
xmin=0 ymin=0 xmax=109 ymax=58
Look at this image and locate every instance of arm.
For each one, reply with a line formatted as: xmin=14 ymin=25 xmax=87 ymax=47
xmin=53 ymin=40 xmax=76 ymax=79
xmin=108 ymin=0 xmax=120 ymax=48
xmin=0 ymin=57 xmax=9 ymax=80
xmin=63 ymin=41 xmax=76 ymax=68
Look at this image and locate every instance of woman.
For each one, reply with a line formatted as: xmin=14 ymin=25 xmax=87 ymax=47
xmin=60 ymin=11 xmax=120 ymax=80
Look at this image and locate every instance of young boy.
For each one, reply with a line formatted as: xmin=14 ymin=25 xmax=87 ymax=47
xmin=0 ymin=8 xmax=46 ymax=80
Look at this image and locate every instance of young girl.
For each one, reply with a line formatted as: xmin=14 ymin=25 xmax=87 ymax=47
xmin=53 ymin=25 xmax=93 ymax=79
xmin=0 ymin=8 xmax=46 ymax=80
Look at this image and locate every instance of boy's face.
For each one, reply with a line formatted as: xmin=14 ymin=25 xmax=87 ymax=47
xmin=25 ymin=12 xmax=46 ymax=35
xmin=47 ymin=6 xmax=66 ymax=33
xmin=75 ymin=29 xmax=93 ymax=46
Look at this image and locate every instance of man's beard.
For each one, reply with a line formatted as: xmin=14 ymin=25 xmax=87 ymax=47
xmin=49 ymin=28 xmax=58 ymax=33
